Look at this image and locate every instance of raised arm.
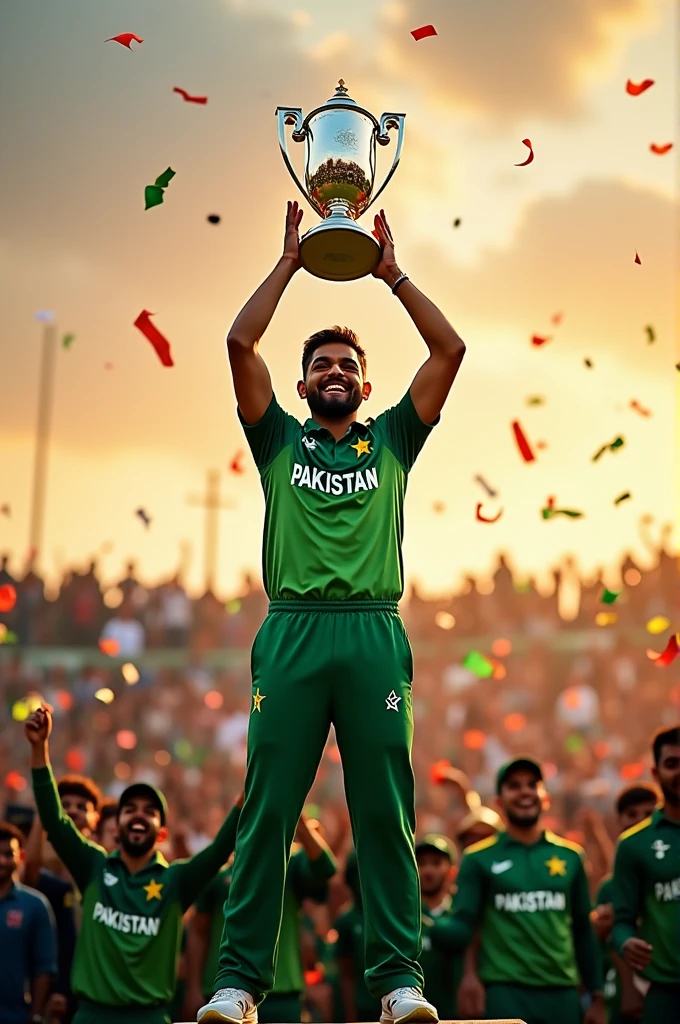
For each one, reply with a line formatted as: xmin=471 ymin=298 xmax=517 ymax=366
xmin=372 ymin=210 xmax=466 ymax=425
xmin=226 ymin=201 xmax=302 ymax=424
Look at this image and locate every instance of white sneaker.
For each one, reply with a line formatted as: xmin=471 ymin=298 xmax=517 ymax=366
xmin=380 ymin=986 xmax=439 ymax=1024
xmin=197 ymin=988 xmax=258 ymax=1024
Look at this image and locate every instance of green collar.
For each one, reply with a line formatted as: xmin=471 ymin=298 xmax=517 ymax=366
xmin=302 ymin=417 xmax=371 ymax=439
xmin=107 ymin=849 xmax=169 ymax=872
xmin=652 ymin=807 xmax=680 ymax=828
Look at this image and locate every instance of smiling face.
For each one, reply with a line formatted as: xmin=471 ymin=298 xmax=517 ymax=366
xmin=298 ymin=343 xmax=371 ymax=421
xmin=498 ymin=769 xmax=545 ymax=828
xmin=117 ymin=796 xmax=165 ymax=857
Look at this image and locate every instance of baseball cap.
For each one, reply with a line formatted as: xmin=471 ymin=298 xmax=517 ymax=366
xmin=455 ymin=806 xmax=504 ymax=839
xmin=415 ymin=833 xmax=457 ymax=863
xmin=117 ymin=783 xmax=168 ymax=826
xmin=496 ymin=756 xmax=543 ymax=794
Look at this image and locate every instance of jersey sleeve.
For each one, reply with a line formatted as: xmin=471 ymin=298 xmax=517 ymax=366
xmin=31 ymin=766 xmax=106 ymax=894
xmin=373 ymin=389 xmax=439 ymax=473
xmin=570 ymin=854 xmax=604 ymax=993
xmin=174 ymin=805 xmax=240 ymax=911
xmin=237 ymin=393 xmax=299 ymax=472
xmin=195 ymin=872 xmax=226 ymax=915
xmin=611 ymin=838 xmax=641 ymax=955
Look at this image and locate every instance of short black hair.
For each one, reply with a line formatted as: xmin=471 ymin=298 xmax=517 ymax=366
xmin=301 ymin=326 xmax=367 ymax=381
xmin=0 ymin=821 xmax=25 ymax=848
xmin=57 ymin=774 xmax=102 ymax=812
xmin=615 ymin=783 xmax=659 ymax=816
xmin=96 ymin=799 xmax=118 ymax=831
xmin=652 ymin=725 xmax=680 ymax=766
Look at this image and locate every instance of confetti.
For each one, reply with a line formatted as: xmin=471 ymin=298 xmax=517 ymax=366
xmin=463 ymin=650 xmax=494 ymax=679
xmin=511 ymin=420 xmax=536 ymax=462
xmin=650 ymin=142 xmax=672 ymax=155
xmin=626 ymin=78 xmax=654 ymax=96
xmin=95 ymin=687 xmax=115 ymax=704
xmin=98 ymin=639 xmax=120 ymax=657
xmin=542 ymin=506 xmax=584 ymax=520
xmin=135 ymin=507 xmax=152 ymax=528
xmin=614 ymin=491 xmax=631 ymax=505
xmin=229 ymin=450 xmax=246 ymax=475
xmin=207 ymin=214 xmax=221 ymax=225
xmin=592 ymin=435 xmax=625 ymax=462
xmin=106 ymin=33 xmax=143 ymax=49
xmin=0 ymin=503 xmax=10 ymax=516
xmin=531 ymin=334 xmax=551 ymax=347
xmin=104 ymin=362 xmax=114 ymax=371
xmin=584 ymin=358 xmax=594 ymax=368
xmin=535 ymin=440 xmax=548 ymax=450
xmin=600 ymin=588 xmax=620 ymax=605
xmin=463 ymin=729 xmax=486 ymax=750
xmin=526 ymin=395 xmax=545 ymax=406
xmin=647 ymin=616 xmax=671 ymax=634
xmin=515 ymin=139 xmax=534 ymax=166
xmin=474 ymin=474 xmax=497 ymax=498
xmin=645 ymin=325 xmax=655 ymax=343
xmin=429 ymin=759 xmax=452 ymax=784
xmin=62 ymin=333 xmax=75 ymax=349
xmin=133 ymin=310 xmax=174 ymax=367
xmin=432 ymin=501 xmax=446 ymax=514
xmin=145 ymin=167 xmax=176 ymax=210
xmin=411 ymin=24 xmax=437 ymax=40
xmin=0 ymin=585 xmax=17 ymax=612
xmin=173 ymin=87 xmax=208 ymax=105
xmin=551 ymin=312 xmax=563 ymax=325
xmin=34 ymin=310 xmax=54 ymax=322
xmin=630 ymin=399 xmax=651 ymax=417
xmin=434 ymin=611 xmax=455 ymax=630
xmin=453 ymin=218 xmax=462 ymax=227
xmin=634 ymin=252 xmax=641 ymax=265
xmin=647 ymin=634 xmax=680 ymax=667
xmin=476 ymin=502 xmax=503 ymax=524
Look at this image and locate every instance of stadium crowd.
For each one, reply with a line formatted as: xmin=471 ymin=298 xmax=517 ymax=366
xmin=0 ymin=525 xmax=677 ymax=1024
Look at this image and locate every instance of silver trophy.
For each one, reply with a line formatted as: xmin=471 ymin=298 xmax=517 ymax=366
xmin=276 ymin=81 xmax=405 ymax=281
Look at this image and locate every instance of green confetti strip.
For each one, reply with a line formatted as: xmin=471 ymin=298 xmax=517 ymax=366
xmin=600 ymin=588 xmax=620 ymax=605
xmin=61 ymin=333 xmax=75 ymax=349
xmin=542 ymin=507 xmax=584 ymax=520
xmin=645 ymin=325 xmax=655 ymax=343
xmin=526 ymin=395 xmax=545 ymax=406
xmin=144 ymin=167 xmax=176 ymax=210
xmin=592 ymin=435 xmax=625 ymax=462
xmin=154 ymin=166 xmax=176 ymax=189
xmin=614 ymin=491 xmax=631 ymax=505
xmin=462 ymin=650 xmax=494 ymax=678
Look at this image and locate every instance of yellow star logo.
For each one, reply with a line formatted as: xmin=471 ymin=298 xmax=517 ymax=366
xmin=252 ymin=688 xmax=266 ymax=713
xmin=545 ymin=855 xmax=567 ymax=877
xmin=143 ymin=879 xmax=164 ymax=901
xmin=350 ymin=438 xmax=371 ymax=457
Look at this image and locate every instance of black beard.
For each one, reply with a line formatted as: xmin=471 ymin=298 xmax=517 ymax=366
xmin=506 ymin=808 xmax=541 ymax=829
xmin=119 ymin=829 xmax=157 ymax=857
xmin=660 ymin=781 xmax=680 ymax=807
xmin=306 ymin=385 xmax=363 ymax=421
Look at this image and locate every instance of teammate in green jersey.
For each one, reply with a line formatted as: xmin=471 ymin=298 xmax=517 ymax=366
xmin=200 ymin=202 xmax=466 ymax=1024
xmin=612 ymin=725 xmax=680 ymax=1024
xmin=186 ymin=813 xmax=336 ymax=1023
xmin=332 ymin=850 xmax=382 ymax=1023
xmin=591 ymin=784 xmax=658 ymax=1023
xmin=415 ymin=835 xmax=461 ymax=1019
xmin=24 ymin=703 xmax=242 ymax=1024
xmin=430 ymin=756 xmax=606 ymax=1024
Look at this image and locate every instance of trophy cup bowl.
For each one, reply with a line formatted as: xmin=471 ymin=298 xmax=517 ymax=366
xmin=276 ymin=81 xmax=405 ymax=281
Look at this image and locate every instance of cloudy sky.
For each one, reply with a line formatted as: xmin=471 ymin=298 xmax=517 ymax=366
xmin=0 ymin=0 xmax=676 ymax=600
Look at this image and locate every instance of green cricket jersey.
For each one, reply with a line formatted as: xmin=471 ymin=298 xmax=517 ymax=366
xmin=32 ymin=766 xmax=239 ymax=1007
xmin=420 ymin=895 xmax=461 ymax=1019
xmin=197 ymin=847 xmax=336 ymax=996
xmin=431 ymin=831 xmax=603 ymax=991
xmin=239 ymin=389 xmax=438 ymax=601
xmin=596 ymin=875 xmax=620 ymax=1019
xmin=611 ymin=808 xmax=680 ymax=984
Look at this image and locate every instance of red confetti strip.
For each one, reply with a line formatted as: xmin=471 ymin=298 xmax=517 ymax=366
xmin=429 ymin=759 xmax=452 ymax=784
xmin=531 ymin=334 xmax=551 ymax=347
xmin=106 ymin=33 xmax=143 ymax=48
xmin=99 ymin=638 xmax=121 ymax=656
xmin=476 ymin=503 xmax=503 ymax=524
xmin=511 ymin=420 xmax=536 ymax=462
xmin=650 ymin=142 xmax=673 ymax=155
xmin=546 ymin=495 xmax=556 ymax=510
xmin=626 ymin=78 xmax=654 ymax=96
xmin=630 ymin=399 xmax=651 ymax=417
xmin=173 ymin=87 xmax=208 ymax=105
xmin=515 ymin=139 xmax=534 ymax=166
xmin=647 ymin=634 xmax=680 ymax=667
xmin=635 ymin=252 xmax=641 ymax=264
xmin=229 ymin=450 xmax=246 ymax=475
xmin=411 ymin=24 xmax=437 ymax=40
xmin=551 ymin=312 xmax=563 ymax=325
xmin=0 ymin=585 xmax=17 ymax=612
xmin=134 ymin=310 xmax=174 ymax=367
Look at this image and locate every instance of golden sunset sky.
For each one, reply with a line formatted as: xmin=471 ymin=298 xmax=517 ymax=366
xmin=0 ymin=0 xmax=677 ymax=600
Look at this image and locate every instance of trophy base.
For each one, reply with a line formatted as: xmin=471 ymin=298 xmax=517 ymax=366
xmin=300 ymin=216 xmax=381 ymax=282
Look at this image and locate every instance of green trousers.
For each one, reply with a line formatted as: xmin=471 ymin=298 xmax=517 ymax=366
xmin=258 ymin=991 xmax=304 ymax=1023
xmin=73 ymin=1001 xmax=170 ymax=1024
xmin=215 ymin=601 xmax=423 ymax=1002
xmin=485 ymin=983 xmax=582 ymax=1024
xmin=641 ymin=983 xmax=680 ymax=1024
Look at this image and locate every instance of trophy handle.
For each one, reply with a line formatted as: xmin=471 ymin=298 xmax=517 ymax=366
xmin=366 ymin=112 xmax=406 ymax=212
xmin=276 ymin=106 xmax=311 ymax=206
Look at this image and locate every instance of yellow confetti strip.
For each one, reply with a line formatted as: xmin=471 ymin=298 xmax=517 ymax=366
xmin=122 ymin=663 xmax=140 ymax=685
xmin=647 ymin=616 xmax=670 ymax=634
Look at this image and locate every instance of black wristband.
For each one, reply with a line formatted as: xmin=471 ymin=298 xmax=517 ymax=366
xmin=392 ymin=274 xmax=409 ymax=295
